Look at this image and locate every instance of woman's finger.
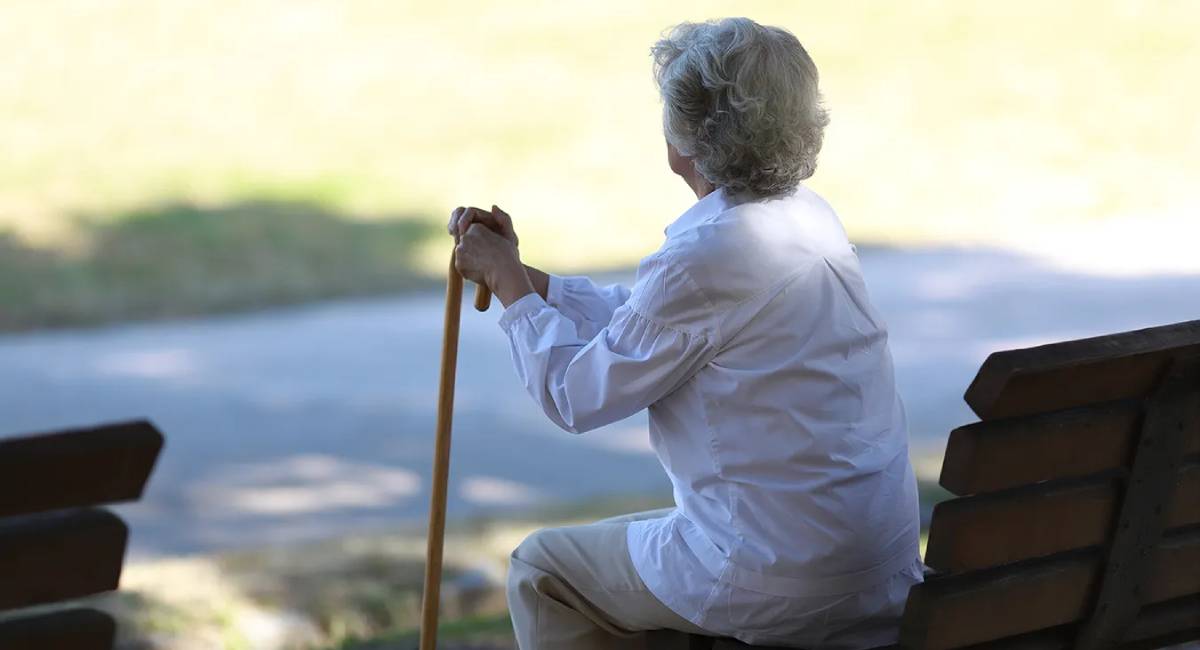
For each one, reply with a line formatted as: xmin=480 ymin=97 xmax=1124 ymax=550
xmin=457 ymin=207 xmax=485 ymax=236
xmin=453 ymin=242 xmax=469 ymax=275
xmin=491 ymin=205 xmax=517 ymax=243
xmin=458 ymin=206 xmax=504 ymax=237
xmin=448 ymin=206 xmax=466 ymax=236
xmin=454 ymin=227 xmax=493 ymax=284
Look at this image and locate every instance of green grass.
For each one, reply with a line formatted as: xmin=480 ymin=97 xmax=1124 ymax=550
xmin=1 ymin=2 xmax=1196 ymax=329
xmin=0 ymin=200 xmax=437 ymax=330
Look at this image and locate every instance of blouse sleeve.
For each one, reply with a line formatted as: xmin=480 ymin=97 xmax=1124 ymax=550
xmin=545 ymin=274 xmax=632 ymax=340
xmin=499 ymin=253 xmax=716 ymax=434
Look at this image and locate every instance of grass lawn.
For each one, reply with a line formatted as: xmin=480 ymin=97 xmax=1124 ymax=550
xmin=0 ymin=200 xmax=437 ymax=330
xmin=1 ymin=2 xmax=1196 ymax=330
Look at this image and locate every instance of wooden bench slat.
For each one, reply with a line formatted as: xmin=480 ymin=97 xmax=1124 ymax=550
xmin=1119 ymin=594 xmax=1200 ymax=650
xmin=940 ymin=398 xmax=1200 ymax=496
xmin=927 ymin=595 xmax=1200 ymax=650
xmin=0 ymin=508 xmax=127 ymax=610
xmin=941 ymin=400 xmax=1136 ymax=495
xmin=900 ymin=528 xmax=1200 ymax=650
xmin=0 ymin=608 xmax=115 ymax=650
xmin=926 ymin=463 xmax=1200 ymax=572
xmin=0 ymin=419 xmax=163 ymax=518
xmin=964 ymin=319 xmax=1200 ymax=420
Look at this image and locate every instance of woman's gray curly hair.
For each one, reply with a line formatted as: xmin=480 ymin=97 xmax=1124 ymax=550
xmin=652 ymin=18 xmax=829 ymax=197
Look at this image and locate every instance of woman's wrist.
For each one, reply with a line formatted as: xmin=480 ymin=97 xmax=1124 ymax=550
xmin=523 ymin=264 xmax=550 ymax=300
xmin=489 ymin=258 xmax=537 ymax=307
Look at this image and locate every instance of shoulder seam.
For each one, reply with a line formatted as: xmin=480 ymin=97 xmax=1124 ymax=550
xmin=627 ymin=248 xmax=718 ymax=340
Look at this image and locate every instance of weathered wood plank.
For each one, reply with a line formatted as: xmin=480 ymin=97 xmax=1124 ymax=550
xmin=0 ymin=608 xmax=115 ymax=650
xmin=1145 ymin=531 xmax=1200 ymax=608
xmin=901 ymin=551 xmax=1099 ymax=650
xmin=964 ymin=319 xmax=1200 ymax=420
xmin=939 ymin=399 xmax=1200 ymax=495
xmin=894 ymin=595 xmax=1200 ymax=650
xmin=0 ymin=419 xmax=163 ymax=518
xmin=899 ymin=528 xmax=1200 ymax=650
xmin=927 ymin=477 xmax=1115 ymax=574
xmin=926 ymin=463 xmax=1200 ymax=572
xmin=1120 ymin=594 xmax=1200 ymax=649
xmin=0 ymin=508 xmax=127 ymax=610
xmin=941 ymin=400 xmax=1138 ymax=495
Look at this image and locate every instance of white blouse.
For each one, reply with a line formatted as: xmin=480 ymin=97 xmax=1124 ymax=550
xmin=497 ymin=185 xmax=922 ymax=647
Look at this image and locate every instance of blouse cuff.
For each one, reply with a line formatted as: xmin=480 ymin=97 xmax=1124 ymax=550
xmin=497 ymin=291 xmax=548 ymax=332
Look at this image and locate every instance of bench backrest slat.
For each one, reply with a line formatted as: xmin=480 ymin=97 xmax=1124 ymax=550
xmin=1119 ymin=594 xmax=1200 ymax=650
xmin=0 ymin=420 xmax=163 ymax=518
xmin=900 ymin=528 xmax=1200 ymax=650
xmin=933 ymin=595 xmax=1200 ymax=650
xmin=925 ymin=463 xmax=1200 ymax=572
xmin=0 ymin=608 xmax=116 ymax=650
xmin=0 ymin=508 xmax=128 ymax=610
xmin=965 ymin=319 xmax=1200 ymax=420
xmin=939 ymin=399 xmax=1200 ymax=495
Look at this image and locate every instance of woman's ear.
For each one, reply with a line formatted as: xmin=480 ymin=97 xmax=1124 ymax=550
xmin=667 ymin=139 xmax=716 ymax=199
xmin=666 ymin=140 xmax=692 ymax=178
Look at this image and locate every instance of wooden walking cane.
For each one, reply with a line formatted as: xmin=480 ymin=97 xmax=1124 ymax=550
xmin=420 ymin=250 xmax=491 ymax=650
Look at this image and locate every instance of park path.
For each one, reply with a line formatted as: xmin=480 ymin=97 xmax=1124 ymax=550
xmin=1 ymin=246 xmax=1196 ymax=557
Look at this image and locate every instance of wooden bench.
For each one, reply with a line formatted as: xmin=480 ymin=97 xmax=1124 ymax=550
xmin=691 ymin=319 xmax=1200 ymax=650
xmin=0 ymin=420 xmax=163 ymax=650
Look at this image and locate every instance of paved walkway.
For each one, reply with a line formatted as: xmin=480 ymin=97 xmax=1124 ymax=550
xmin=1 ymin=246 xmax=1196 ymax=556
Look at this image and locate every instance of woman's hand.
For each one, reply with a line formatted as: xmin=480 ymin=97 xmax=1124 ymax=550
xmin=448 ymin=205 xmax=518 ymax=247
xmin=455 ymin=222 xmax=535 ymax=307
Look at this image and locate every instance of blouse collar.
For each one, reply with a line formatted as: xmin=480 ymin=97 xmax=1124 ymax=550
xmin=664 ymin=186 xmax=734 ymax=239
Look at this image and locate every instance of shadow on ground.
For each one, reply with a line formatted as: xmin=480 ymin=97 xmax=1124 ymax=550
xmin=0 ymin=200 xmax=439 ymax=331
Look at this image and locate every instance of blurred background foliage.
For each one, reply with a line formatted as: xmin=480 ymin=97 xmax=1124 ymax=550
xmin=2 ymin=1 xmax=1197 ymax=330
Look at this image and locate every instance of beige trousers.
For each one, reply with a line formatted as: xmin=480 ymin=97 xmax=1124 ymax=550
xmin=506 ymin=508 xmax=712 ymax=650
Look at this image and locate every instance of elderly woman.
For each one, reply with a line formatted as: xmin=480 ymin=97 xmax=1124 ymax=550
xmin=450 ymin=17 xmax=922 ymax=650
